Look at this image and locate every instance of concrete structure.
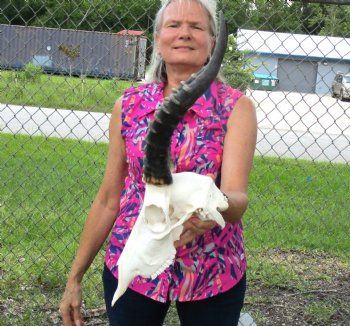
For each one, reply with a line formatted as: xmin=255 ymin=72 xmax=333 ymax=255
xmin=237 ymin=29 xmax=350 ymax=95
xmin=0 ymin=24 xmax=147 ymax=80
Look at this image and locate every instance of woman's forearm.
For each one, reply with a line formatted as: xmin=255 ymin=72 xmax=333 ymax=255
xmin=67 ymin=197 xmax=120 ymax=283
xmin=220 ymin=191 xmax=249 ymax=224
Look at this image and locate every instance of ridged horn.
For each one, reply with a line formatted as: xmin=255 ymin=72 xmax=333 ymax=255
xmin=143 ymin=11 xmax=228 ymax=185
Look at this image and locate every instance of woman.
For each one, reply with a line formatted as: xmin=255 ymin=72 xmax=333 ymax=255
xmin=60 ymin=0 xmax=257 ymax=325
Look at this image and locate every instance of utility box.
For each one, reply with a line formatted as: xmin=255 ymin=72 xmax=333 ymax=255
xmin=251 ymin=73 xmax=279 ymax=91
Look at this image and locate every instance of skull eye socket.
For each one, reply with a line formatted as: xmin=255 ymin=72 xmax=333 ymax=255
xmin=144 ymin=205 xmax=166 ymax=225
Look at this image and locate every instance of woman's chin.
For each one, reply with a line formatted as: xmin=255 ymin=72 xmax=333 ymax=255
xmin=166 ymin=60 xmax=205 ymax=72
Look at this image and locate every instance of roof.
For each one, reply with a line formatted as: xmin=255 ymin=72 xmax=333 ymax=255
xmin=254 ymin=73 xmax=279 ymax=80
xmin=237 ymin=29 xmax=350 ymax=61
xmin=116 ymin=30 xmax=145 ymax=36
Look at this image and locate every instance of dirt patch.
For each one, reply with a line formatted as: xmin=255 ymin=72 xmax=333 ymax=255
xmin=245 ymin=249 xmax=350 ymax=326
xmin=1 ymin=249 xmax=349 ymax=325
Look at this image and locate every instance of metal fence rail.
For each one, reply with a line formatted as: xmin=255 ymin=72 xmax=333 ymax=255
xmin=1 ymin=1 xmax=349 ymax=325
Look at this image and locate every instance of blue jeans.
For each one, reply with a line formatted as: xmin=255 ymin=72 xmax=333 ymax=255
xmin=103 ymin=264 xmax=246 ymax=326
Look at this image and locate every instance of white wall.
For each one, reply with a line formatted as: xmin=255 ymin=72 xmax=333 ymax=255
xmin=248 ymin=55 xmax=279 ymax=77
xmin=316 ymin=62 xmax=350 ymax=95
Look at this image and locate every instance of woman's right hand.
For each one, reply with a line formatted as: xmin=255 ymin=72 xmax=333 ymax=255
xmin=59 ymin=281 xmax=85 ymax=326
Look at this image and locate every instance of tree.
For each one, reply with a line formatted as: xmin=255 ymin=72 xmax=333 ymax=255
xmin=2 ymin=0 xmax=350 ymax=38
xmin=306 ymin=3 xmax=350 ymax=36
xmin=0 ymin=0 xmax=45 ymax=25
xmin=222 ymin=34 xmax=255 ymax=91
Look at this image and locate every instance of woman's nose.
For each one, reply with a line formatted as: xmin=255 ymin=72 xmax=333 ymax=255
xmin=178 ymin=25 xmax=191 ymax=39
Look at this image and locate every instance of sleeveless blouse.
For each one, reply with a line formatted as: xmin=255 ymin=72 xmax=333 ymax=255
xmin=104 ymin=81 xmax=246 ymax=303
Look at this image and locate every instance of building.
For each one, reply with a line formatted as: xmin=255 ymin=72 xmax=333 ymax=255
xmin=237 ymin=29 xmax=350 ymax=94
xmin=0 ymin=24 xmax=147 ymax=80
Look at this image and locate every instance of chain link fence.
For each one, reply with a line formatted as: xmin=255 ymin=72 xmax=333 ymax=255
xmin=1 ymin=0 xmax=349 ymax=325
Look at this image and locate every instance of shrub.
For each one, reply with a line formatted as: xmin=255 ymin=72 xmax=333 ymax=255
xmin=23 ymin=63 xmax=43 ymax=82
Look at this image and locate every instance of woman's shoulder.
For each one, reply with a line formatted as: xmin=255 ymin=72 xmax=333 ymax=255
xmin=214 ymin=81 xmax=244 ymax=113
xmin=123 ymin=82 xmax=163 ymax=99
xmin=216 ymin=81 xmax=243 ymax=102
xmin=121 ymin=82 xmax=163 ymax=119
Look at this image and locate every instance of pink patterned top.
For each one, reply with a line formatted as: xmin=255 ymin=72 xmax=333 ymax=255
xmin=104 ymin=81 xmax=246 ymax=303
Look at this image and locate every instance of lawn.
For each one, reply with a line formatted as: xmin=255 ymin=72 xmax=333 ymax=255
xmin=246 ymin=155 xmax=350 ymax=256
xmin=0 ymin=70 xmax=138 ymax=112
xmin=1 ymin=132 xmax=349 ymax=325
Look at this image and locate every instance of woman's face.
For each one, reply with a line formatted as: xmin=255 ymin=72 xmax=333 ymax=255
xmin=156 ymin=0 xmax=214 ymax=73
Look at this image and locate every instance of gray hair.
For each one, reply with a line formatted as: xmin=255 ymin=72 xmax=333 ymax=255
xmin=146 ymin=0 xmax=224 ymax=83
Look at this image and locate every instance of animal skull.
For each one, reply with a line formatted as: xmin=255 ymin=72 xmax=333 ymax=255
xmin=111 ymin=172 xmax=228 ymax=306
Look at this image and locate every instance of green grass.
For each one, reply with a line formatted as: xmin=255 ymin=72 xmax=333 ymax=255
xmin=0 ymin=133 xmax=108 ymax=325
xmin=245 ymin=156 xmax=350 ymax=257
xmin=304 ymin=302 xmax=337 ymax=323
xmin=1 ymin=133 xmax=349 ymax=325
xmin=0 ymin=70 xmax=137 ymax=112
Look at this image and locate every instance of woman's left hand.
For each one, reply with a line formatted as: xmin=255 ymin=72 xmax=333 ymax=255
xmin=174 ymin=216 xmax=217 ymax=248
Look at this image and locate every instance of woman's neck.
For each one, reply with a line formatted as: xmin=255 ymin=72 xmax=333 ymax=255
xmin=164 ymin=66 xmax=202 ymax=97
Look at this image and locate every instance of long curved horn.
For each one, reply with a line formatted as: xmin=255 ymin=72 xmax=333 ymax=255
xmin=143 ymin=11 xmax=228 ymax=185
